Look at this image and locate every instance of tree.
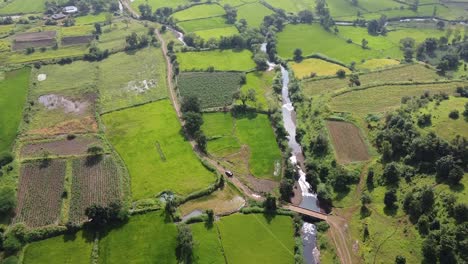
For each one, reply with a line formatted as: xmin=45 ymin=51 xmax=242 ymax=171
xmin=183 ymin=112 xmax=203 ymax=137
xmin=349 ymin=74 xmax=360 ymax=87
xmin=384 ymin=190 xmax=397 ymax=208
xmin=224 ymin=4 xmax=237 ymax=24
xmin=448 ymin=165 xmax=464 ymax=185
xmin=234 ymin=89 xmax=256 ymax=106
xmin=0 ymin=187 xmax=16 ymax=215
xmin=125 ymin=32 xmax=139 ymax=50
xmin=435 ymin=155 xmax=455 ymax=182
xmin=206 ymin=209 xmax=214 ymax=225
xmin=404 ymin=47 xmax=414 ymax=62
xmin=176 ymin=224 xmax=194 ymax=263
xmin=280 ymin=178 xmax=294 ymax=202
xmin=85 ymin=202 xmax=123 ymax=228
xmin=395 ymin=255 xmax=406 ymax=264
xmin=195 ymin=131 xmax=207 ymax=153
xmin=298 ymin=10 xmax=313 ymax=23
xmin=367 ymin=19 xmax=379 ymax=35
xmin=253 ymin=53 xmax=268 ymax=71
xmin=449 ymin=110 xmax=459 ymax=119
xmin=181 ymin=96 xmax=201 ymax=113
xmin=293 ymin=48 xmax=303 ymax=62
xmin=437 ymin=20 xmax=445 ymax=30
xmin=336 ymin=69 xmax=346 ymax=78
xmin=453 ymin=203 xmax=468 ymax=223
xmin=94 ymin=23 xmax=102 ymax=35
xmin=361 ymin=38 xmax=368 ymax=49
xmin=264 ymin=194 xmax=277 ymax=211
xmin=361 ymin=192 xmax=371 ymax=205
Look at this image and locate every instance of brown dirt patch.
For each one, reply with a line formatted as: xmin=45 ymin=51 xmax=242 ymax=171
xmin=13 ymin=31 xmax=57 ymax=51
xmin=20 ymin=136 xmax=100 ymax=158
xmin=326 ymin=120 xmax=370 ymax=164
xmin=14 ymin=159 xmax=66 ymax=227
xmin=61 ymin=35 xmax=93 ymax=46
xmin=28 ymin=116 xmax=98 ymax=136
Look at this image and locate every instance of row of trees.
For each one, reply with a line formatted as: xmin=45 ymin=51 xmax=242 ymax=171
xmin=181 ymin=96 xmax=207 ymax=153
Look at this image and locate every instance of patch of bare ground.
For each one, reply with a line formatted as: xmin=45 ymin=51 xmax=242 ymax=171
xmin=61 ymin=35 xmax=93 ymax=46
xmin=20 ymin=135 xmax=100 ymax=158
xmin=326 ymin=120 xmax=370 ymax=164
xmin=27 ymin=116 xmax=98 ymax=136
xmin=38 ymin=94 xmax=89 ymax=114
xmin=13 ymin=31 xmax=57 ymax=50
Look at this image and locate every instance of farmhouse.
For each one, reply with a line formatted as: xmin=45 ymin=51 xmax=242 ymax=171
xmin=51 ymin=13 xmax=66 ymax=20
xmin=62 ymin=6 xmax=78 ymax=14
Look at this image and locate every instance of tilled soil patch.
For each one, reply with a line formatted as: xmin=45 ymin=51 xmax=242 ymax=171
xmin=20 ymin=136 xmax=100 ymax=158
xmin=61 ymin=35 xmax=93 ymax=46
xmin=326 ymin=120 xmax=370 ymax=164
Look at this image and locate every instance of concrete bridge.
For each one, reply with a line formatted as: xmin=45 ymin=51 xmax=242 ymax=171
xmin=283 ymin=204 xmax=328 ymax=221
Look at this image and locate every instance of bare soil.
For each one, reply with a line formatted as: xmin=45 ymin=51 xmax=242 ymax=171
xmin=38 ymin=94 xmax=89 ymax=114
xmin=326 ymin=120 xmax=370 ymax=164
xmin=13 ymin=39 xmax=56 ymax=51
xmin=14 ymin=31 xmax=56 ymax=41
xmin=20 ymin=136 xmax=99 ymax=158
xmin=61 ymin=35 xmax=93 ymax=46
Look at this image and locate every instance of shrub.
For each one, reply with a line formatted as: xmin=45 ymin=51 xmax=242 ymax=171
xmin=0 ymin=152 xmax=13 ymax=167
xmin=336 ymin=69 xmax=346 ymax=78
xmin=448 ymin=110 xmax=459 ymax=119
xmin=2 ymin=256 xmax=19 ymax=264
xmin=3 ymin=234 xmax=21 ymax=254
xmin=0 ymin=187 xmax=16 ymax=215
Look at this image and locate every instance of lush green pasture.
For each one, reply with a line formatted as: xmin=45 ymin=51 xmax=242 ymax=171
xmin=237 ymin=2 xmax=274 ymax=27
xmin=75 ymin=13 xmax=109 ymax=25
xmin=415 ymin=96 xmax=468 ymax=141
xmin=357 ymin=0 xmax=401 ymax=12
xmin=277 ymin=24 xmax=380 ymax=64
xmin=358 ymin=58 xmax=400 ymax=70
xmin=238 ymin=71 xmax=275 ymax=110
xmin=97 ymin=20 xmax=149 ymax=52
xmin=3 ymin=45 xmax=88 ymax=64
xmin=290 ymin=58 xmax=350 ymax=79
xmin=0 ymin=0 xmax=46 ymax=14
xmin=60 ymin=25 xmax=95 ymax=37
xmin=102 ymin=100 xmax=216 ymax=200
xmin=178 ymin=72 xmax=242 ymax=109
xmin=0 ymin=68 xmax=30 ymax=153
xmin=217 ymin=214 xmax=295 ymax=264
xmin=302 ymin=64 xmax=439 ymax=97
xmin=131 ymin=0 xmax=189 ymax=13
xmin=23 ymin=231 xmax=93 ymax=264
xmin=98 ymin=47 xmax=168 ymax=112
xmin=330 ymin=82 xmax=463 ymax=115
xmin=191 ymin=223 xmax=226 ymax=264
xmin=177 ymin=49 xmax=255 ymax=71
xmin=194 ymin=26 xmax=239 ymax=40
xmin=177 ymin=16 xmax=229 ymax=32
xmin=203 ymin=112 xmax=282 ymax=179
xmin=98 ymin=211 xmax=177 ymax=264
xmin=326 ymin=0 xmax=362 ymax=17
xmin=263 ymin=0 xmax=314 ymax=12
xmin=172 ymin=4 xmax=225 ymax=21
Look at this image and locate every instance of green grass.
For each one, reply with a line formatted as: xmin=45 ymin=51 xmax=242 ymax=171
xmin=357 ymin=0 xmax=401 ymax=12
xmin=97 ymin=20 xmax=149 ymax=52
xmin=414 ymin=96 xmax=468 ymax=141
xmin=131 ymin=0 xmax=189 ymax=14
xmin=326 ymin=0 xmax=363 ymax=17
xmin=0 ymin=68 xmax=30 ymax=153
xmin=191 ymin=223 xmax=226 ymax=264
xmin=178 ymin=72 xmax=242 ymax=109
xmin=178 ymin=16 xmax=230 ymax=32
xmin=177 ymin=49 xmax=255 ymax=71
xmin=0 ymin=0 xmax=46 ymax=14
xmin=238 ymin=71 xmax=275 ymax=110
xmin=98 ymin=211 xmax=177 ymax=264
xmin=203 ymin=112 xmax=282 ymax=179
xmin=75 ymin=13 xmax=109 ymax=25
xmin=290 ymin=58 xmax=350 ymax=79
xmin=60 ymin=25 xmax=95 ymax=37
xmin=172 ymin=4 xmax=225 ymax=21
xmin=194 ymin=26 xmax=239 ymax=40
xmin=277 ymin=24 xmax=380 ymax=64
xmin=102 ymin=100 xmax=216 ymax=200
xmin=358 ymin=58 xmax=400 ymax=70
xmin=330 ymin=82 xmax=464 ymax=116
xmin=237 ymin=2 xmax=274 ymax=27
xmin=263 ymin=0 xmax=314 ymax=12
xmin=217 ymin=213 xmax=295 ymax=264
xmin=23 ymin=231 xmax=93 ymax=264
xmin=98 ymin=47 xmax=168 ymax=113
xmin=3 ymin=45 xmax=88 ymax=64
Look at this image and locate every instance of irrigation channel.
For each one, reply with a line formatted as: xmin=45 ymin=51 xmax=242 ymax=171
xmin=261 ymin=43 xmax=321 ymax=264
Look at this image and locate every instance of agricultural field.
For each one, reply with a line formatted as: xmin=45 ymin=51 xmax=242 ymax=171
xmin=131 ymin=0 xmax=190 ymax=13
xmin=177 ymin=16 xmax=230 ymax=32
xmin=290 ymin=58 xmax=350 ymax=79
xmin=176 ymin=49 xmax=255 ymax=71
xmin=23 ymin=231 xmax=94 ymax=264
xmin=238 ymin=71 xmax=275 ymax=110
xmin=325 ymin=120 xmax=370 ymax=164
xmin=192 ymin=26 xmax=239 ymax=40
xmin=177 ymin=72 xmax=243 ymax=109
xmin=98 ymin=211 xmax=178 ymax=264
xmin=102 ymin=100 xmax=216 ymax=200
xmin=358 ymin=58 xmax=400 ymax=70
xmin=330 ymin=82 xmax=465 ymax=116
xmin=263 ymin=0 xmax=314 ymax=12
xmin=20 ymin=135 xmax=100 ymax=158
xmin=0 ymin=0 xmax=46 ymax=14
xmin=171 ymin=4 xmax=225 ymax=21
xmin=75 ymin=13 xmax=109 ymax=25
xmin=191 ymin=222 xmax=226 ymax=264
xmin=217 ymin=213 xmax=295 ymax=264
xmin=14 ymin=160 xmax=66 ymax=227
xmin=96 ymin=20 xmax=149 ymax=52
xmin=237 ymin=2 xmax=274 ymax=27
xmin=0 ymin=68 xmax=29 ymax=153
xmin=69 ymin=156 xmax=122 ymax=223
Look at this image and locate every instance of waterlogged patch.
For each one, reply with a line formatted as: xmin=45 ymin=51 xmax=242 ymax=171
xmin=37 ymin=74 xmax=47 ymax=81
xmin=126 ymin=79 xmax=157 ymax=93
xmin=38 ymin=94 xmax=88 ymax=114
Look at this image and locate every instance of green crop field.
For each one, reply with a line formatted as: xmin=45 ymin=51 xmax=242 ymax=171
xmin=194 ymin=26 xmax=239 ymax=40
xmin=326 ymin=0 xmax=363 ymax=17
xmin=217 ymin=214 xmax=295 ymax=264
xmin=358 ymin=58 xmax=400 ymax=70
xmin=290 ymin=58 xmax=350 ymax=79
xmin=75 ymin=13 xmax=109 ymax=25
xmin=131 ymin=0 xmax=189 ymax=13
xmin=177 ymin=72 xmax=242 ymax=109
xmin=238 ymin=71 xmax=275 ymax=110
xmin=172 ymin=4 xmax=225 ymax=21
xmin=23 ymin=231 xmax=93 ymax=264
xmin=263 ymin=0 xmax=314 ymax=12
xmin=357 ymin=0 xmax=401 ymax=12
xmin=0 ymin=68 xmax=30 ymax=153
xmin=177 ymin=49 xmax=255 ymax=71
xmin=177 ymin=17 xmax=229 ymax=32
xmin=3 ymin=45 xmax=88 ymax=64
xmin=98 ymin=47 xmax=168 ymax=113
xmin=60 ymin=25 xmax=95 ymax=37
xmin=98 ymin=211 xmax=178 ymax=264
xmin=237 ymin=2 xmax=274 ymax=27
xmin=277 ymin=24 xmax=380 ymax=64
xmin=191 ymin=223 xmax=226 ymax=264
xmin=97 ymin=20 xmax=149 ymax=52
xmin=330 ymin=82 xmax=464 ymax=116
xmin=102 ymin=100 xmax=216 ymax=200
xmin=203 ymin=112 xmax=282 ymax=179
xmin=0 ymin=0 xmax=46 ymax=14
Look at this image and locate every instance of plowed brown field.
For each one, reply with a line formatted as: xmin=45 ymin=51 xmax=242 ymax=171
xmin=326 ymin=120 xmax=370 ymax=164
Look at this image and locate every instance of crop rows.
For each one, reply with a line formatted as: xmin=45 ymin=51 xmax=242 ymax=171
xmin=14 ymin=160 xmax=66 ymax=227
xmin=69 ymin=156 xmax=122 ymax=223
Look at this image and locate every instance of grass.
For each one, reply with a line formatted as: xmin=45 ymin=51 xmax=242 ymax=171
xmin=414 ymin=96 xmax=468 ymax=141
xmin=172 ymin=4 xmax=225 ymax=21
xmin=3 ymin=45 xmax=88 ymax=64
xmin=177 ymin=16 xmax=229 ymax=32
xmin=263 ymin=0 xmax=314 ymax=12
xmin=23 ymin=231 xmax=94 ymax=264
xmin=290 ymin=58 xmax=350 ymax=79
xmin=202 ymin=112 xmax=282 ymax=179
xmin=217 ymin=213 xmax=295 ymax=264
xmin=177 ymin=72 xmax=242 ymax=109
xmin=358 ymin=58 xmax=400 ymax=70
xmin=237 ymin=2 xmax=274 ymax=27
xmin=0 ymin=68 xmax=30 ymax=153
xmin=131 ymin=0 xmax=189 ymax=14
xmin=193 ymin=26 xmax=239 ymax=40
xmin=98 ymin=211 xmax=177 ymax=264
xmin=277 ymin=24 xmax=380 ymax=64
xmin=60 ymin=25 xmax=95 ymax=37
xmin=75 ymin=13 xmax=109 ymax=25
xmin=326 ymin=0 xmax=363 ymax=17
xmin=0 ymin=0 xmax=46 ymax=14
xmin=97 ymin=20 xmax=149 ymax=52
xmin=98 ymin=47 xmax=168 ymax=113
xmin=357 ymin=0 xmax=401 ymax=12
xmin=330 ymin=82 xmax=464 ymax=116
xmin=238 ymin=71 xmax=275 ymax=110
xmin=102 ymin=100 xmax=216 ymax=200
xmin=191 ymin=223 xmax=226 ymax=264
xmin=177 ymin=49 xmax=255 ymax=71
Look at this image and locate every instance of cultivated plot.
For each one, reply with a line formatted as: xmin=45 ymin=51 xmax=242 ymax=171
xmin=177 ymin=49 xmax=255 ymax=71
xmin=238 ymin=71 xmax=275 ymax=110
xmin=237 ymin=2 xmax=274 ymax=27
xmin=290 ymin=58 xmax=350 ymax=79
xmin=326 ymin=120 xmax=370 ymax=164
xmin=172 ymin=4 xmax=225 ymax=21
xmin=20 ymin=135 xmax=100 ymax=159
xmin=191 ymin=222 xmax=226 ymax=264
